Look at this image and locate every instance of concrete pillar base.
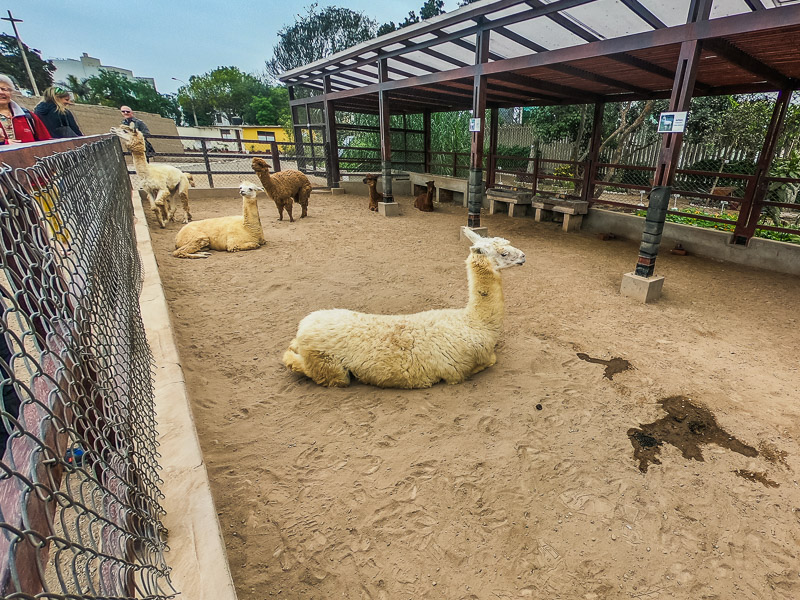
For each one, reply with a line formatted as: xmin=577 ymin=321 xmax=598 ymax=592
xmin=330 ymin=187 xmax=346 ymax=195
xmin=460 ymin=226 xmax=488 ymax=242
xmin=620 ymin=272 xmax=665 ymax=303
xmin=378 ymin=202 xmax=400 ymax=217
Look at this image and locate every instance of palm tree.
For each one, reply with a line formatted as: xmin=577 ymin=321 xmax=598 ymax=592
xmin=65 ymin=74 xmax=90 ymax=102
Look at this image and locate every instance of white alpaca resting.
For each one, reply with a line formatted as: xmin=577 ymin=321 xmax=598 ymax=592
xmin=173 ymin=181 xmax=266 ymax=259
xmin=283 ymin=227 xmax=526 ymax=388
xmin=111 ymin=124 xmax=193 ymax=227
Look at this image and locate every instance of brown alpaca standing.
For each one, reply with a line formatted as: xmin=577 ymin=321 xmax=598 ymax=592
xmin=414 ymin=180 xmax=435 ymax=212
xmin=362 ymin=174 xmax=381 ymax=211
xmin=251 ymin=158 xmax=312 ymax=222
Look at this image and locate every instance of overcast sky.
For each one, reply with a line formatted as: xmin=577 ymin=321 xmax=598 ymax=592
xmin=2 ymin=0 xmax=462 ymax=95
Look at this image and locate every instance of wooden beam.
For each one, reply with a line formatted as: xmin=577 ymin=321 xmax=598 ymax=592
xmin=548 ymin=63 xmax=653 ymax=95
xmin=619 ymin=0 xmax=666 ymax=29
xmin=704 ymin=38 xmax=793 ymax=89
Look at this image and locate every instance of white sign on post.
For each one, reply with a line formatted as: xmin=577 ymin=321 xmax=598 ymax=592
xmin=469 ymin=118 xmax=481 ymax=132
xmin=657 ymin=111 xmax=688 ymax=133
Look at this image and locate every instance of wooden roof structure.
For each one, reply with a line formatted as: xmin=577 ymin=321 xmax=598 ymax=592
xmin=281 ymin=0 xmax=800 ymax=113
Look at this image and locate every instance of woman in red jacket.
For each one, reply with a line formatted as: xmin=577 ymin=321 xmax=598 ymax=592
xmin=0 ymin=74 xmax=52 ymax=145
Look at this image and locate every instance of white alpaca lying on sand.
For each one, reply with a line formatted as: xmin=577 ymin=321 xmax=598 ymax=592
xmin=173 ymin=181 xmax=265 ymax=259
xmin=283 ymin=227 xmax=526 ymax=388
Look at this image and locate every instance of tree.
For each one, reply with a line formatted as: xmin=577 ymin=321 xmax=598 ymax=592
xmin=65 ymin=74 xmax=90 ymax=102
xmin=177 ymin=67 xmax=273 ymax=125
xmin=244 ymin=87 xmax=290 ymax=126
xmin=267 ymin=4 xmax=376 ymax=79
xmin=379 ymin=0 xmax=445 ymax=35
xmin=84 ymin=70 xmax=181 ymax=123
xmin=0 ymin=33 xmax=54 ymax=93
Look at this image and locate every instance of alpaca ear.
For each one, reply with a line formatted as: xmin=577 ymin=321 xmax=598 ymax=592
xmin=471 ymin=246 xmax=483 ymax=255
xmin=461 ymin=226 xmax=481 ymax=243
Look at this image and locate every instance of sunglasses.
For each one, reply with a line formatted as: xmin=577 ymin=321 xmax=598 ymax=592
xmin=121 ymin=110 xmax=132 ymax=113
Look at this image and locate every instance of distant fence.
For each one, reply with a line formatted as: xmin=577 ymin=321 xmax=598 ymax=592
xmin=125 ymin=135 xmax=329 ymax=190
xmin=0 ymin=137 xmax=174 ymax=598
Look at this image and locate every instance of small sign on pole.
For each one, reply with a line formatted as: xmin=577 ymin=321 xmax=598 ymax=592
xmin=469 ymin=118 xmax=481 ymax=132
xmin=657 ymin=111 xmax=688 ymax=133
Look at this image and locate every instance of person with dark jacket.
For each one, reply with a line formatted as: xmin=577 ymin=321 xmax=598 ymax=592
xmin=34 ymin=86 xmax=83 ymax=138
xmin=0 ymin=74 xmax=51 ymax=145
xmin=120 ymin=105 xmax=155 ymax=159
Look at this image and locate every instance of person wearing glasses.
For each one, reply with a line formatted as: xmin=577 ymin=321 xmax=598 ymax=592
xmin=34 ymin=86 xmax=83 ymax=138
xmin=120 ymin=105 xmax=155 ymax=159
xmin=0 ymin=74 xmax=51 ymax=145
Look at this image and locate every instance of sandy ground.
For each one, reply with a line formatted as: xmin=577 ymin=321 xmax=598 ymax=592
xmin=145 ymin=188 xmax=800 ymax=600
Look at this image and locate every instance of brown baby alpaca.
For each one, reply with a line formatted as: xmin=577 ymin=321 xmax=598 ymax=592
xmin=414 ymin=180 xmax=435 ymax=212
xmin=251 ymin=158 xmax=312 ymax=222
xmin=362 ymin=174 xmax=381 ymax=211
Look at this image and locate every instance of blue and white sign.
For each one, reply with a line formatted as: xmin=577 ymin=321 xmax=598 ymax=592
xmin=657 ymin=111 xmax=688 ymax=133
xmin=469 ymin=118 xmax=481 ymax=132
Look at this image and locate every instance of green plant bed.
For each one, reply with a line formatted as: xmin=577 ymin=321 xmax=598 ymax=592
xmin=634 ymin=207 xmax=800 ymax=244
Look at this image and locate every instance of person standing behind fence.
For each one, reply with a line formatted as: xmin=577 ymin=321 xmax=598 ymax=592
xmin=34 ymin=86 xmax=83 ymax=138
xmin=120 ymin=105 xmax=155 ymax=159
xmin=0 ymin=75 xmax=51 ymax=145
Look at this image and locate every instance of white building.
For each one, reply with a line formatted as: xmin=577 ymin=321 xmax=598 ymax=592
xmin=51 ymin=53 xmax=157 ymax=89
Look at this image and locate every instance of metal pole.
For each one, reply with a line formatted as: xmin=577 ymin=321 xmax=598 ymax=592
xmin=2 ymin=11 xmax=39 ymax=96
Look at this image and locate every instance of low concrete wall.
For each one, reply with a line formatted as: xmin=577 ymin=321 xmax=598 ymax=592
xmin=583 ymin=208 xmax=800 ymax=276
xmin=338 ymin=178 xmax=411 ymax=196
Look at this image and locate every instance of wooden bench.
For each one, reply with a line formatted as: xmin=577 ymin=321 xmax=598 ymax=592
xmin=408 ymin=172 xmax=470 ymax=206
xmin=532 ymin=196 xmax=589 ymax=231
xmin=487 ymin=189 xmax=532 ymax=217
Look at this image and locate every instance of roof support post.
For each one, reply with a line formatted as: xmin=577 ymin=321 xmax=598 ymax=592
xmin=378 ymin=57 xmax=394 ymax=203
xmin=633 ymin=38 xmax=702 ymax=280
xmin=423 ymin=109 xmax=431 ymax=174
xmin=732 ymin=89 xmax=792 ymax=245
xmin=323 ymin=76 xmax=340 ymax=188
xmin=582 ymin=101 xmax=604 ymax=203
xmin=468 ymin=24 xmax=490 ymax=229
xmin=292 ymin=104 xmax=307 ymax=172
xmin=487 ymin=107 xmax=499 ymax=189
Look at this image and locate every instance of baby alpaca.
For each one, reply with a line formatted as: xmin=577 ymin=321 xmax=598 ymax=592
xmin=251 ymin=157 xmax=312 ymax=222
xmin=362 ymin=174 xmax=381 ymax=211
xmin=173 ymin=181 xmax=266 ymax=259
xmin=414 ymin=180 xmax=435 ymax=212
xmin=283 ymin=227 xmax=526 ymax=388
xmin=111 ymin=124 xmax=192 ymax=227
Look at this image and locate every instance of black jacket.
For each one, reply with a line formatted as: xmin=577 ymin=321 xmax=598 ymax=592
xmin=34 ymin=102 xmax=83 ymax=138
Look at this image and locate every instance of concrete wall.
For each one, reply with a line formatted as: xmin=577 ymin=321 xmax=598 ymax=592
xmin=583 ymin=208 xmax=800 ymax=276
xmin=15 ymin=96 xmax=184 ymax=155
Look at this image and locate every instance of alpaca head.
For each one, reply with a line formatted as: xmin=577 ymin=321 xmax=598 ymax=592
xmin=110 ymin=124 xmax=145 ymax=153
xmin=251 ymin=158 xmax=271 ymax=175
xmin=239 ymin=181 xmax=264 ymax=199
xmin=362 ymin=174 xmax=378 ymax=187
xmin=461 ymin=227 xmax=526 ymax=271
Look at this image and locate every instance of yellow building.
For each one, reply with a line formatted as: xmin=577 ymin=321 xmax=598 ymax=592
xmin=240 ymin=125 xmax=292 ymax=153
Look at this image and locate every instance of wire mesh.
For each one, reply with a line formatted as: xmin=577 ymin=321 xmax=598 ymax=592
xmin=0 ymin=137 xmax=174 ymax=599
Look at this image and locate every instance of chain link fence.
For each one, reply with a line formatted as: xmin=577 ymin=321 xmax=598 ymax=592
xmin=0 ymin=137 xmax=174 ymax=599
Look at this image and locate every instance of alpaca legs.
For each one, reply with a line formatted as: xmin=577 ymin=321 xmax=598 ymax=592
xmin=297 ymin=184 xmax=311 ymax=218
xmin=284 ymin=344 xmax=351 ymax=387
xmin=178 ymin=188 xmax=191 ymax=223
xmin=153 ymin=189 xmax=170 ymax=228
xmin=173 ymin=234 xmax=211 ymax=259
xmin=227 ymin=241 xmax=262 ymax=252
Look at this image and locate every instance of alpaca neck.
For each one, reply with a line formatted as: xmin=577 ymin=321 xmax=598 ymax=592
xmin=465 ymin=253 xmax=504 ymax=328
xmin=242 ymin=198 xmax=263 ymax=235
xmin=130 ymin=148 xmax=149 ymax=176
xmin=369 ymin=184 xmax=380 ymax=200
xmin=256 ymin=170 xmax=277 ymax=197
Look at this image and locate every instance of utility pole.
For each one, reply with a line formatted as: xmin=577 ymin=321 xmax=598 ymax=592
xmin=1 ymin=11 xmax=40 ymax=96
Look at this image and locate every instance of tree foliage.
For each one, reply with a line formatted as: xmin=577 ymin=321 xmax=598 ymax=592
xmin=0 ymin=33 xmax=54 ymax=93
xmin=83 ymin=70 xmax=180 ymax=123
xmin=176 ymin=67 xmax=289 ymax=126
xmin=378 ymin=0 xmax=445 ymax=36
xmin=65 ymin=74 xmax=90 ymax=101
xmin=266 ymin=4 xmax=376 ymax=79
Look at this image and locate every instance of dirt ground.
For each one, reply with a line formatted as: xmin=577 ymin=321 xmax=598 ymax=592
xmin=145 ymin=187 xmax=800 ymax=600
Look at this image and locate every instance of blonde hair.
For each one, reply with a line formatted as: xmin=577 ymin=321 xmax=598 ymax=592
xmin=43 ymin=86 xmax=71 ymax=114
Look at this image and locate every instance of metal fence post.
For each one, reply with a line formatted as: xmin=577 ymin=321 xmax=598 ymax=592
xmin=200 ymin=139 xmax=213 ymax=188
xmin=270 ymin=141 xmax=281 ymax=173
